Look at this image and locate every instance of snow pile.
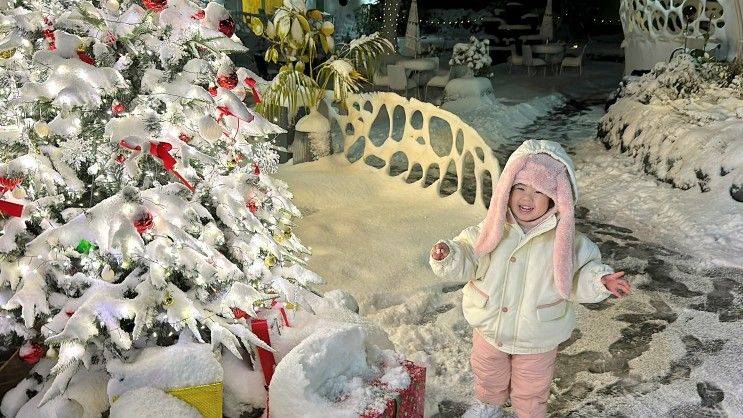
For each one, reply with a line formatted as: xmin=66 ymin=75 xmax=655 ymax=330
xmin=269 ymin=319 xmax=407 ymax=417
xmin=599 ymin=55 xmax=743 ymax=201
xmin=443 ymin=94 xmax=566 ymax=142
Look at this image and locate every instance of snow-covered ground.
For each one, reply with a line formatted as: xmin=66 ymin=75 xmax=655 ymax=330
xmin=275 ymin=60 xmax=743 ymax=416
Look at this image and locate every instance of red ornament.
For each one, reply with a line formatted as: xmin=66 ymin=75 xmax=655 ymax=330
xmin=43 ymin=29 xmax=55 ymax=41
xmin=43 ymin=16 xmax=53 ymax=26
xmin=115 ymin=154 xmax=126 ymax=164
xmin=19 ymin=342 xmax=44 ymax=365
xmin=65 ymin=310 xmax=75 ymax=317
xmin=253 ymin=162 xmax=260 ymax=176
xmin=191 ymin=10 xmax=205 ymax=20
xmin=143 ymin=0 xmax=168 ymax=12
xmin=178 ymin=132 xmax=191 ymax=143
xmin=232 ymin=307 xmax=250 ymax=319
xmin=218 ymin=17 xmax=236 ymax=37
xmin=247 ymin=200 xmax=257 ymax=214
xmin=112 ymin=102 xmax=125 ymax=114
xmin=103 ymin=31 xmax=117 ymax=45
xmin=134 ymin=212 xmax=154 ymax=234
xmin=217 ymin=73 xmax=238 ymax=90
xmin=0 ymin=177 xmax=23 ymax=193
xmin=48 ymin=41 xmax=56 ymax=51
xmin=208 ymin=86 xmax=218 ymax=96
xmin=77 ymin=52 xmax=95 ymax=65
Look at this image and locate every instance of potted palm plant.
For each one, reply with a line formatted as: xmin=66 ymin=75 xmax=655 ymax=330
xmin=250 ymin=0 xmax=394 ymax=163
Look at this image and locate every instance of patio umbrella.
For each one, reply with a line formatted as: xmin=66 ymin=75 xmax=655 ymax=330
xmin=539 ymin=0 xmax=554 ymax=41
xmin=402 ymin=0 xmax=419 ymax=57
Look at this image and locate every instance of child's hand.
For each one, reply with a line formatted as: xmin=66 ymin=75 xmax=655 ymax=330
xmin=600 ymin=272 xmax=631 ymax=299
xmin=431 ymin=242 xmax=450 ymax=261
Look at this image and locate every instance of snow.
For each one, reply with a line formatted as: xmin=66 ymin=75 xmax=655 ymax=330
xmin=106 ymin=336 xmax=223 ymax=399
xmin=110 ymin=387 xmax=201 ymax=418
xmin=275 ymin=60 xmax=743 ymax=415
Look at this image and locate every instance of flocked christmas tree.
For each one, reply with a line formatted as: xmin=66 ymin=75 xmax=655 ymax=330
xmin=0 ymin=0 xmax=324 ymax=415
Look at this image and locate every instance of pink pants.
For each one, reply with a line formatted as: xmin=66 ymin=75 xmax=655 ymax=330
xmin=471 ymin=331 xmax=557 ymax=418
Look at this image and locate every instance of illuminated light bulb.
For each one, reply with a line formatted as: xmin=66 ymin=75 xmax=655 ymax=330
xmin=33 ymin=121 xmax=50 ymax=137
xmin=105 ymin=0 xmax=120 ymax=12
xmin=198 ymin=115 xmax=223 ymax=141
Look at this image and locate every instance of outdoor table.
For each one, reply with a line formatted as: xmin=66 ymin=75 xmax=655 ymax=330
xmin=398 ymin=58 xmax=438 ymax=98
xmin=533 ymin=43 xmax=565 ymax=71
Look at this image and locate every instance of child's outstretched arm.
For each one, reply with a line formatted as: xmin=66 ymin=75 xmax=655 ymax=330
xmin=428 ymin=224 xmax=482 ymax=282
xmin=571 ymin=234 xmax=631 ymax=303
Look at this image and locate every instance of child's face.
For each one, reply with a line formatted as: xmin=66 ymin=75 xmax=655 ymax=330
xmin=509 ymin=183 xmax=551 ymax=223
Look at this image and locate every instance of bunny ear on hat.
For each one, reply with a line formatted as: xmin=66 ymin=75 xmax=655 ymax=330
xmin=552 ymin=172 xmax=575 ymax=298
xmin=474 ymin=155 xmax=528 ymax=257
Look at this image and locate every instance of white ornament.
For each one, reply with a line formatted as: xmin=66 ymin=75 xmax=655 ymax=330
xmin=46 ymin=347 xmax=57 ymax=359
xmin=33 ymin=121 xmax=49 ymax=138
xmin=11 ymin=187 xmax=26 ymax=199
xmin=101 ymin=265 xmax=115 ymax=282
xmin=198 ymin=115 xmax=223 ymax=141
xmin=105 ymin=0 xmax=120 ymax=12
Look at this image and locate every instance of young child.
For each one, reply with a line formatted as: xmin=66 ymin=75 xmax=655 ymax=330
xmin=429 ymin=140 xmax=630 ymax=418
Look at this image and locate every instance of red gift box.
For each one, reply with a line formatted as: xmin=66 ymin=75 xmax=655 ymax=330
xmin=361 ymin=361 xmax=426 ymax=418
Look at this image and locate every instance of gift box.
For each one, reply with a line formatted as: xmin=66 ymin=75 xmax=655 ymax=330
xmin=360 ymin=361 xmax=426 ymax=418
xmin=245 ymin=301 xmax=291 ymax=387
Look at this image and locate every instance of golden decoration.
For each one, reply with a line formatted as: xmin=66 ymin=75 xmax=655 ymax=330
xmin=163 ymin=291 xmax=174 ymax=306
xmin=264 ymin=254 xmax=277 ymax=267
xmin=0 ymin=48 xmax=16 ymax=59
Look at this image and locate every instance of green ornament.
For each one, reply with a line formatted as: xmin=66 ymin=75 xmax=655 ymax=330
xmin=75 ymin=239 xmax=97 ymax=254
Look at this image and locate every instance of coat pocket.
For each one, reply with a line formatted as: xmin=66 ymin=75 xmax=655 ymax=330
xmin=536 ymin=299 xmax=567 ymax=322
xmin=462 ymin=281 xmax=490 ymax=327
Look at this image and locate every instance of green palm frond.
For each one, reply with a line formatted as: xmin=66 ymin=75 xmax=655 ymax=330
xmin=316 ymin=57 xmax=364 ymax=105
xmin=340 ymin=32 xmax=395 ymax=79
xmin=256 ymin=68 xmax=322 ymax=122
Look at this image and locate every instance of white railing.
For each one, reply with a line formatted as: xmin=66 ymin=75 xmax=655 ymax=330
xmin=323 ymin=92 xmax=500 ymax=208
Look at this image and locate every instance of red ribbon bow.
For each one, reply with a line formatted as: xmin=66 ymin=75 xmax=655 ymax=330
xmin=118 ymin=140 xmax=194 ymax=192
xmin=216 ymin=105 xmax=255 ymax=142
xmin=244 ymin=77 xmax=261 ymax=104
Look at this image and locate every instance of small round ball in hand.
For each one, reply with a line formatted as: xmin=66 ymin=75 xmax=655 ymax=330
xmin=431 ymin=242 xmax=450 ymax=261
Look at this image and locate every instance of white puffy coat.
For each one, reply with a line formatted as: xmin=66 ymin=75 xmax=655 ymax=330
xmin=430 ymin=218 xmax=613 ymax=354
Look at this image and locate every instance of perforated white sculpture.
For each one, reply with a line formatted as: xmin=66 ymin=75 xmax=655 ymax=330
xmin=324 ymin=92 xmax=500 ymax=207
xmin=620 ymin=0 xmax=742 ymax=74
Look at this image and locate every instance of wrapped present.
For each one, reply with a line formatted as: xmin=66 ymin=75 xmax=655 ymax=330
xmin=250 ymin=318 xmax=276 ymax=386
xmin=361 ymin=361 xmax=426 ymax=418
xmin=248 ymin=302 xmax=291 ymax=387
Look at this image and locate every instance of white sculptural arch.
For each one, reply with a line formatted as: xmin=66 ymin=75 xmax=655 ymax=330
xmin=620 ymin=0 xmax=742 ymax=74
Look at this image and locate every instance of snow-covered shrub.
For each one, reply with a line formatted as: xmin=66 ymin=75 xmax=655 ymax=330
xmin=601 ymin=54 xmax=743 ymax=201
xmin=617 ymin=55 xmax=741 ymax=105
xmin=449 ymin=36 xmax=492 ymax=77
